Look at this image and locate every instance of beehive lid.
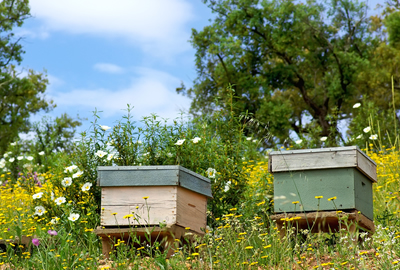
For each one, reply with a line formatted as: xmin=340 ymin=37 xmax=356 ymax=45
xmin=268 ymin=146 xmax=377 ymax=182
xmin=97 ymin=165 xmax=213 ymax=198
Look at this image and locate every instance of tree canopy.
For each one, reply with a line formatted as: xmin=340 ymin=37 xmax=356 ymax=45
xmin=0 ymin=0 xmax=54 ymax=154
xmin=179 ymin=0 xmax=400 ymax=147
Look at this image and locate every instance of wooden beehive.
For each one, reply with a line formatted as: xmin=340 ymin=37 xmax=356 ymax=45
xmin=268 ymin=146 xmax=377 ymax=221
xmin=97 ymin=165 xmax=212 ymax=235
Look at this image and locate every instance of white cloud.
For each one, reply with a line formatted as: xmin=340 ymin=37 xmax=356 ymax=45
xmin=28 ymin=0 xmax=194 ymax=57
xmin=94 ymin=63 xmax=125 ymax=74
xmin=46 ymin=74 xmax=64 ymax=87
xmin=50 ymin=67 xmax=191 ymax=120
xmin=15 ymin=27 xmax=50 ymax=40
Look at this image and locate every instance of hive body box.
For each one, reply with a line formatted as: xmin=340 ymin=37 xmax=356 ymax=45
xmin=269 ymin=146 xmax=377 ymax=221
xmin=97 ymin=166 xmax=212 ymax=235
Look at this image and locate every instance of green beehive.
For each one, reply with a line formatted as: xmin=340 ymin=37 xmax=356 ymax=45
xmin=268 ymin=146 xmax=377 ymax=221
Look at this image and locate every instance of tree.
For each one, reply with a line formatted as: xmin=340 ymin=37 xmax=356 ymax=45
xmin=178 ymin=0 xmax=379 ymax=147
xmin=28 ymin=113 xmax=82 ymax=157
xmin=344 ymin=0 xmax=400 ymax=147
xmin=0 ymin=0 xmax=53 ymax=154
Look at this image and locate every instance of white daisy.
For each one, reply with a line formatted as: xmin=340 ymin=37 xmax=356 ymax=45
xmin=369 ymin=134 xmax=378 ymax=140
xmin=55 ymin=197 xmax=66 ymax=205
xmin=64 ymin=165 xmax=78 ymax=173
xmin=34 ymin=206 xmax=46 ymax=216
xmin=363 ymin=127 xmax=371 ymax=133
xmin=100 ymin=125 xmax=111 ymax=131
xmin=61 ymin=177 xmax=73 ymax=187
xmin=175 ymin=139 xmax=185 ymax=146
xmin=72 ymin=171 xmax=83 ymax=178
xmin=68 ymin=213 xmax=80 ymax=222
xmin=95 ymin=150 xmax=107 ymax=158
xmin=33 ymin=192 xmax=43 ymax=199
xmin=81 ymin=182 xmax=92 ymax=192
xmin=191 ymin=137 xmax=201 ymax=144
xmin=206 ymin=168 xmax=216 ymax=179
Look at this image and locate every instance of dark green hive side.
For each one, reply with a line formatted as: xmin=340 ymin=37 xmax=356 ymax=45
xmin=273 ymin=168 xmax=374 ymax=220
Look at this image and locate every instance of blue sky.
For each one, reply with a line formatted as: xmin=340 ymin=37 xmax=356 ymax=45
xmin=17 ymin=0 xmax=382 ymax=134
xmin=18 ymin=0 xmax=214 ymax=133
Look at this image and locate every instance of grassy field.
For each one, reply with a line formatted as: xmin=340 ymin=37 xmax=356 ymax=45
xmin=1 ymin=142 xmax=400 ymax=269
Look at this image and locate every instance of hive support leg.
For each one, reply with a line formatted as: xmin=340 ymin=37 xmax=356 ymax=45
xmin=275 ymin=222 xmax=286 ymax=238
xmin=163 ymin=233 xmax=175 ymax=258
xmin=20 ymin=236 xmax=32 ymax=253
xmin=94 ymin=226 xmax=203 ymax=259
xmin=346 ymin=221 xmax=360 ymax=245
xmin=164 ymin=225 xmax=185 ymax=258
xmin=101 ymin=237 xmax=112 ymax=259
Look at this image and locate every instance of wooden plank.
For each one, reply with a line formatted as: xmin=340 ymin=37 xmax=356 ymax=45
xmin=0 ymin=236 xmax=32 ymax=253
xmin=356 ymin=151 xmax=377 ymax=182
xmin=176 ymin=187 xmax=207 ymax=235
xmin=269 ymin=148 xmax=357 ymax=172
xmin=178 ymin=166 xmax=211 ymax=184
xmin=98 ymin=165 xmax=181 ymax=171
xmin=94 ymin=224 xmax=179 ymax=235
xmin=269 ymin=146 xmax=377 ymax=181
xmin=101 ymin=186 xmax=177 ymax=205
xmin=269 ymin=146 xmax=358 ymax=155
xmin=354 ymin=169 xmax=374 ymax=220
xmin=271 ymin=210 xmax=374 ymax=234
xmin=98 ymin=167 xmax=179 ymax=187
xmin=273 ymin=169 xmax=357 ymax=214
xmin=179 ymin=170 xmax=212 ymax=198
xmin=97 ymin=165 xmax=213 ymax=198
xmin=93 ymin=224 xmax=193 ymax=259
xmin=101 ymin=205 xmax=176 ymax=226
xmin=101 ymin=186 xmax=177 ymax=226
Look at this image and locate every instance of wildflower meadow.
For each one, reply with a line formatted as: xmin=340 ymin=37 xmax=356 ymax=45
xmin=1 ymin=101 xmax=400 ymax=270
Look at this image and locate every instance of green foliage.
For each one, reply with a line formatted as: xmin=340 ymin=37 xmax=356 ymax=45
xmin=353 ymin=4 xmax=400 ymax=122
xmin=0 ymin=0 xmax=30 ymax=66
xmin=386 ymin=11 xmax=400 ymax=48
xmin=68 ymin=96 xmax=264 ymax=221
xmin=0 ymin=114 xmax=81 ymax=182
xmin=0 ymin=0 xmax=54 ymax=154
xmin=347 ymin=99 xmax=399 ymax=148
xmin=24 ymin=114 xmax=82 ymax=167
xmin=0 ymin=66 xmax=53 ymax=155
xmin=3 ymin=102 xmax=400 ymax=268
xmin=179 ymin=0 xmax=379 ymax=147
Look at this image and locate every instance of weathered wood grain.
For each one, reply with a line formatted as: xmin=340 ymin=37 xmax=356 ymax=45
xmin=176 ymin=186 xmax=207 ymax=234
xmin=273 ymin=167 xmax=374 ymax=220
xmin=97 ymin=165 xmax=212 ymax=197
xmin=98 ymin=166 xmax=211 ymax=234
xmin=356 ymin=151 xmax=377 ymax=182
xmin=271 ymin=210 xmax=374 ymax=238
xmin=100 ymin=186 xmax=208 ymax=234
xmin=268 ymin=146 xmax=377 ymax=182
xmin=93 ymin=224 xmax=190 ymax=258
xmin=101 ymin=186 xmax=177 ymax=226
xmin=179 ymin=169 xmax=212 ymax=198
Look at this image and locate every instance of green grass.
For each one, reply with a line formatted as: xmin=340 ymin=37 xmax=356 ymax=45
xmin=2 ymin=142 xmax=400 ymax=269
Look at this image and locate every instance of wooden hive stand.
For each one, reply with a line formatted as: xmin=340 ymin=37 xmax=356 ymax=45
xmin=93 ymin=224 xmax=194 ymax=258
xmin=271 ymin=210 xmax=375 ymax=238
xmin=0 ymin=236 xmax=32 ymax=253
